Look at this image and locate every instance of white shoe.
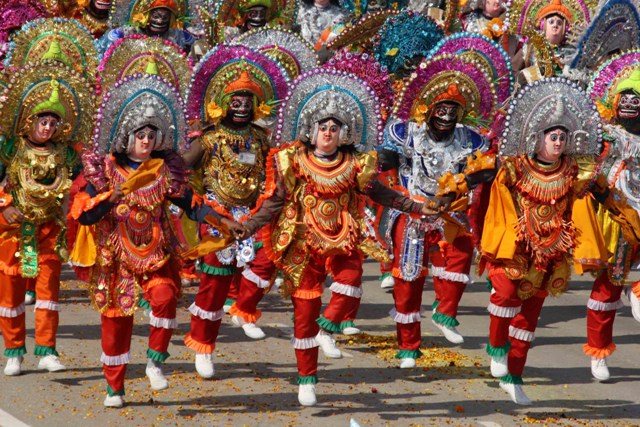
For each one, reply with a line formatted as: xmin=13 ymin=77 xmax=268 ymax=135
xmin=490 ymin=355 xmax=509 ymax=378
xmin=242 ymin=323 xmax=266 ymax=340
xmin=626 ymin=287 xmax=640 ymax=323
xmin=223 ymin=301 xmax=234 ymax=314
xmin=4 ymin=356 xmax=22 ymax=376
xmin=298 ymin=384 xmax=317 ymax=406
xmin=24 ymin=293 xmax=35 ymax=305
xmin=499 ymin=381 xmax=532 ymax=405
xmin=195 ymin=353 xmax=214 ymax=379
xmin=400 ymin=358 xmax=416 ymax=369
xmin=103 ymin=394 xmax=124 ymax=408
xmin=380 ymin=275 xmax=395 ymax=291
xmin=316 ymin=330 xmax=342 ymax=359
xmin=38 ymin=355 xmax=66 ymax=372
xmin=342 ymin=326 xmax=361 ymax=335
xmin=591 ymin=357 xmax=610 ymax=381
xmin=432 ymin=319 xmax=464 ymax=344
xmin=146 ymin=359 xmax=168 ymax=390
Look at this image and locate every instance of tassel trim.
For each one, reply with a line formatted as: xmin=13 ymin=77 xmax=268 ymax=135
xmin=486 ymin=342 xmax=511 ymax=357
xmin=242 ymin=268 xmax=271 ymax=289
xmin=380 ymin=272 xmax=392 ymax=281
xmin=0 ymin=304 xmax=25 ymax=318
xmin=329 ymin=282 xmax=363 ymax=298
xmin=395 ymin=349 xmax=422 ymax=359
xmin=389 ymin=308 xmax=421 ymax=324
xmin=34 ymin=345 xmax=59 ymax=356
xmin=316 ymin=316 xmax=341 ymax=333
xmin=224 ymin=298 xmax=236 ymax=307
xmin=291 ymin=336 xmax=319 ymax=350
xmin=189 ymin=302 xmax=224 ymax=322
xmin=587 ymin=298 xmax=624 ymax=312
xmin=583 ymin=342 xmax=616 ymax=358
xmin=228 ymin=304 xmax=261 ymax=323
xmin=431 ymin=266 xmax=473 ymax=284
xmin=184 ymin=333 xmax=214 ymax=354
xmin=339 ymin=320 xmax=356 ymax=330
xmin=509 ymin=326 xmax=535 ymax=342
xmin=499 ymin=373 xmax=524 ymax=385
xmin=296 ymin=375 xmax=318 ymax=385
xmin=149 ymin=313 xmax=177 ymax=329
xmin=101 ymin=351 xmax=131 ymax=366
xmin=432 ymin=310 xmax=460 ymax=327
xmin=487 ymin=302 xmax=520 ymax=318
xmin=146 ymin=348 xmax=169 ymax=362
xmin=201 ymin=262 xmax=237 ymax=276
xmin=35 ymin=300 xmax=60 ymax=311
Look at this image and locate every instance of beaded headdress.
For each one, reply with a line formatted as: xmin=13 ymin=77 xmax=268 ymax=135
xmin=323 ymin=50 xmax=394 ymax=122
xmin=110 ymin=0 xmax=203 ymax=30
xmin=327 ymin=9 xmax=400 ymax=52
xmin=0 ymin=60 xmax=94 ymax=145
xmin=211 ymin=0 xmax=298 ymax=42
xmin=426 ymin=32 xmax=514 ymax=107
xmin=500 ymin=77 xmax=602 ymax=156
xmin=98 ymin=34 xmax=193 ymax=97
xmin=186 ymin=44 xmax=289 ymax=125
xmin=4 ymin=18 xmax=100 ymax=83
xmin=506 ymin=0 xmax=592 ymax=36
xmin=276 ymin=68 xmax=384 ymax=150
xmin=393 ymin=54 xmax=498 ymax=128
xmin=588 ymin=49 xmax=640 ymax=124
xmin=234 ymin=26 xmax=318 ymax=79
xmin=373 ymin=10 xmax=444 ymax=75
xmin=568 ymin=0 xmax=640 ymax=72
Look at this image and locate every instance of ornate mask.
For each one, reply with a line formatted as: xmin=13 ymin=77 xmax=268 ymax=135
xmin=243 ymin=6 xmax=268 ymax=31
xmin=87 ymin=0 xmax=112 ymax=19
xmin=147 ymin=7 xmax=172 ymax=35
xmin=224 ymin=93 xmax=254 ymax=127
xmin=617 ymin=91 xmax=640 ymax=135
xmin=429 ymin=101 xmax=459 ymax=135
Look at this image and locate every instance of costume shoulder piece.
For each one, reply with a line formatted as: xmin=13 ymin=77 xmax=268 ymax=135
xmin=4 ymin=17 xmax=100 ymax=84
xmin=275 ymin=68 xmax=384 ymax=151
xmin=98 ymin=34 xmax=193 ymax=98
xmin=235 ymin=26 xmax=318 ymax=80
xmin=500 ymin=77 xmax=602 ymax=156
xmin=0 ymin=60 xmax=95 ymax=147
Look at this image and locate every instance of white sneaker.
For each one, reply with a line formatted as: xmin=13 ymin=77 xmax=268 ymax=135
xmin=24 ymin=293 xmax=35 ymax=305
xmin=103 ymin=394 xmax=124 ymax=408
xmin=400 ymin=358 xmax=416 ymax=369
xmin=145 ymin=359 xmax=168 ymax=390
xmin=242 ymin=323 xmax=266 ymax=339
xmin=298 ymin=384 xmax=317 ymax=406
xmin=195 ymin=353 xmax=214 ymax=379
xmin=591 ymin=357 xmax=610 ymax=381
xmin=626 ymin=287 xmax=640 ymax=323
xmin=4 ymin=357 xmax=22 ymax=376
xmin=38 ymin=355 xmax=66 ymax=372
xmin=431 ymin=319 xmax=464 ymax=344
xmin=499 ymin=381 xmax=532 ymax=405
xmin=380 ymin=275 xmax=395 ymax=291
xmin=223 ymin=301 xmax=233 ymax=314
xmin=342 ymin=326 xmax=361 ymax=335
xmin=316 ymin=330 xmax=342 ymax=359
xmin=490 ymin=355 xmax=509 ymax=378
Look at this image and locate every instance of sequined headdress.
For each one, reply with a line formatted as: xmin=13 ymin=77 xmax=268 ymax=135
xmin=186 ymin=44 xmax=289 ymax=125
xmin=506 ymin=0 xmax=593 ymax=36
xmin=0 ymin=0 xmax=49 ymax=45
xmin=568 ymin=0 xmax=640 ymax=73
xmin=4 ymin=18 xmax=100 ymax=83
xmin=234 ymin=26 xmax=318 ymax=80
xmin=341 ymin=0 xmax=408 ymax=16
xmin=211 ymin=0 xmax=299 ymax=42
xmin=0 ymin=60 xmax=94 ymax=144
xmin=276 ymin=68 xmax=384 ymax=151
xmin=588 ymin=49 xmax=640 ymax=124
xmin=327 ymin=9 xmax=399 ymax=52
xmin=323 ymin=50 xmax=394 ymax=122
xmin=500 ymin=77 xmax=602 ymax=156
xmin=393 ymin=54 xmax=498 ymax=129
xmin=98 ymin=34 xmax=193 ymax=97
xmin=373 ymin=10 xmax=445 ymax=75
xmin=109 ymin=0 xmax=202 ymax=29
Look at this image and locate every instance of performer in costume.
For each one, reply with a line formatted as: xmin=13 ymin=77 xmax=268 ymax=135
xmin=56 ymin=0 xmax=114 ymax=37
xmin=241 ymin=68 xmax=434 ymax=406
xmin=0 ymin=60 xmax=94 ymax=375
xmin=475 ymin=77 xmax=640 ymax=405
xmin=76 ymin=72 xmax=231 ymax=408
xmin=182 ymin=45 xmax=289 ymax=375
xmin=585 ymin=54 xmax=640 ymax=381
xmin=296 ymin=0 xmax=349 ymax=48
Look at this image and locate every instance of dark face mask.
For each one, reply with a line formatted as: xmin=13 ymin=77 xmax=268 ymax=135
xmin=146 ymin=8 xmax=172 ymax=35
xmin=429 ymin=102 xmax=458 ymax=131
xmin=87 ymin=0 xmax=112 ymax=20
xmin=397 ymin=54 xmax=422 ymax=80
xmin=243 ymin=6 xmax=268 ymax=31
xmin=617 ymin=91 xmax=640 ymax=135
xmin=223 ymin=94 xmax=254 ymax=128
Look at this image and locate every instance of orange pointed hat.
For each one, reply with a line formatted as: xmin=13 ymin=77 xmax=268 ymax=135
xmin=535 ymin=0 xmax=574 ymax=24
xmin=223 ymin=70 xmax=264 ymax=99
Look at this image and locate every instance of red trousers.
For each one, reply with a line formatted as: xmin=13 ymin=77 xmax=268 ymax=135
xmin=488 ymin=270 xmax=547 ymax=377
xmin=584 ymin=271 xmax=624 ymax=358
xmin=229 ymin=247 xmax=276 ymax=323
xmin=292 ymin=251 xmax=363 ymax=378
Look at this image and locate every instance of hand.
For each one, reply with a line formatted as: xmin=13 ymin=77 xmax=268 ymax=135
xmin=221 ymin=217 xmax=249 ymax=241
xmin=428 ymin=195 xmax=454 ymax=213
xmin=109 ymin=183 xmax=124 ymax=203
xmin=2 ymin=206 xmax=24 ymax=224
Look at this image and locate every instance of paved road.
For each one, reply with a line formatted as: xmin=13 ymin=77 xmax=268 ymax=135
xmin=0 ymin=261 xmax=639 ymax=427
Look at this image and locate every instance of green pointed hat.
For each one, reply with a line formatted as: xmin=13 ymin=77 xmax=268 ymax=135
xmin=31 ymin=80 xmax=66 ymax=119
xmin=615 ymin=69 xmax=640 ymax=95
xmin=41 ymin=39 xmax=71 ymax=67
xmin=145 ymin=57 xmax=160 ymax=75
xmin=240 ymin=0 xmax=272 ymax=12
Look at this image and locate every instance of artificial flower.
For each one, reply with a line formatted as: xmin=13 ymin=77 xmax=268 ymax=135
xmin=206 ymin=102 xmax=224 ymax=124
